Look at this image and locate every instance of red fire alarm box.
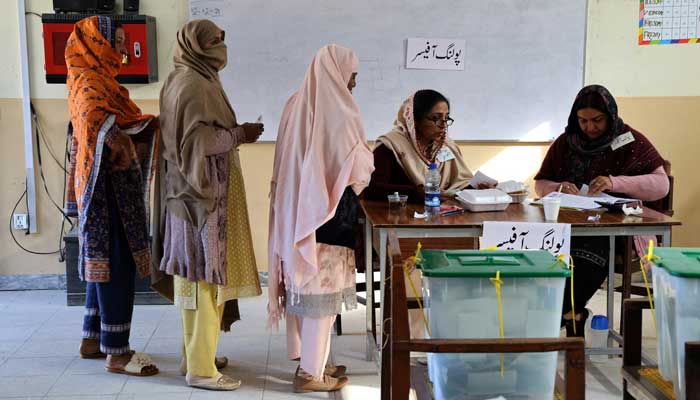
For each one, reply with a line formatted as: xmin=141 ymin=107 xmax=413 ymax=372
xmin=42 ymin=13 xmax=157 ymax=84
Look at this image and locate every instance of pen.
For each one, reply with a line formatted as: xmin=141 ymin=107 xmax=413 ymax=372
xmin=441 ymin=209 xmax=466 ymax=217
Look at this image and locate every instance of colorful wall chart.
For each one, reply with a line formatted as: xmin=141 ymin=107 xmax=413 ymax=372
xmin=639 ymin=0 xmax=700 ymax=44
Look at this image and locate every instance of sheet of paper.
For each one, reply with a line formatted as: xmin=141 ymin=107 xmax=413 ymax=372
xmin=579 ymin=184 xmax=638 ymax=204
xmin=578 ymin=184 xmax=589 ymax=196
xmin=405 ymin=38 xmax=466 ymax=71
xmin=534 ymin=191 xmax=639 ymax=210
xmin=468 ymin=171 xmax=498 ymax=188
xmin=496 ymin=180 xmax=526 ymax=193
xmin=535 ymin=193 xmax=600 ymax=210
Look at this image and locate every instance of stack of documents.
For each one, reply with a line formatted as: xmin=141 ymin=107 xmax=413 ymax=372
xmin=535 ymin=186 xmax=639 ymax=211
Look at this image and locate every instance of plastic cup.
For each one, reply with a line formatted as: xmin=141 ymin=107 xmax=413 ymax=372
xmin=542 ymin=197 xmax=561 ymax=221
xmin=388 ymin=192 xmax=408 ymax=212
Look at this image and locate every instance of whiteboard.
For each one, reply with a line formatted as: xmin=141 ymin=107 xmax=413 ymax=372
xmin=188 ymin=0 xmax=586 ymax=142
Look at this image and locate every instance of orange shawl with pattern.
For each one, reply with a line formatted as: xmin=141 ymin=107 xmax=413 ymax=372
xmin=65 ymin=16 xmax=158 ymax=283
xmin=65 ymin=16 xmax=153 ymax=215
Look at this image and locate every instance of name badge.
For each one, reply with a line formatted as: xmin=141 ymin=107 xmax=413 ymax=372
xmin=436 ymin=147 xmax=456 ymax=162
xmin=611 ymin=131 xmax=635 ymax=151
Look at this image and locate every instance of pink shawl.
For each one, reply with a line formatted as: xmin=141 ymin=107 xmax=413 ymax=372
xmin=267 ymin=44 xmax=375 ymax=327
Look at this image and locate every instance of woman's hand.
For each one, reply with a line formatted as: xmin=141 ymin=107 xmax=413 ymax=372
xmin=146 ymin=117 xmax=160 ymax=131
xmin=588 ymin=176 xmax=613 ymax=196
xmin=441 ymin=188 xmax=459 ymax=197
xmin=477 ymin=182 xmax=497 ymax=189
xmin=266 ymin=279 xmax=286 ymax=324
xmin=106 ymin=132 xmax=135 ymax=171
xmin=465 ymin=182 xmax=497 ymax=190
xmin=559 ymin=182 xmax=579 ymax=195
xmin=241 ymin=123 xmax=264 ymax=144
xmin=267 ymin=300 xmax=283 ymax=317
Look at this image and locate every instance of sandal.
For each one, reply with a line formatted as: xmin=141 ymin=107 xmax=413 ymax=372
xmin=187 ymin=372 xmax=241 ymax=391
xmin=324 ymin=363 xmax=347 ymax=378
xmin=180 ymin=356 xmax=229 ymax=376
xmin=565 ymin=308 xmax=590 ymax=338
xmin=293 ymin=368 xmax=348 ymax=393
xmin=294 ymin=362 xmax=347 ymax=378
xmin=105 ymin=351 xmax=159 ymax=376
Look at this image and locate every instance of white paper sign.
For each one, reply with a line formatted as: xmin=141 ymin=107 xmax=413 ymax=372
xmin=406 ymin=38 xmax=465 ymax=70
xmin=482 ymin=221 xmax=571 ymax=261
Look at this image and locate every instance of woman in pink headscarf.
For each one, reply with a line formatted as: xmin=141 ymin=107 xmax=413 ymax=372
xmin=267 ymin=44 xmax=374 ymax=393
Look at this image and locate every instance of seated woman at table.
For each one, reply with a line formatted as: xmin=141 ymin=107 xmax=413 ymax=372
xmin=365 ymin=90 xmax=493 ymax=203
xmin=534 ymin=84 xmax=669 ymax=337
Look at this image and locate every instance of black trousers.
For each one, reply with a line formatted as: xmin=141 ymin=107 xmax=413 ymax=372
xmin=562 ymin=236 xmax=609 ymax=316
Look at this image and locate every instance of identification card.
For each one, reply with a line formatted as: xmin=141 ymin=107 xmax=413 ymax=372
xmin=611 ymin=131 xmax=635 ymax=151
xmin=436 ymin=147 xmax=456 ymax=162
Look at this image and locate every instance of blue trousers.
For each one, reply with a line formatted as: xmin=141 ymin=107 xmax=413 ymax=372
xmin=82 ymin=175 xmax=136 ymax=355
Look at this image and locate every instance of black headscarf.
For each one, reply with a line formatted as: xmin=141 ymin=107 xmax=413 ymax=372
xmin=535 ymin=85 xmax=664 ymax=187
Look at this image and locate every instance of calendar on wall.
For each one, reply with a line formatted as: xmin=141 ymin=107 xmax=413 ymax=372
xmin=639 ymin=0 xmax=700 ymax=45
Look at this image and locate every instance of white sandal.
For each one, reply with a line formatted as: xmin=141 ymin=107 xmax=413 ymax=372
xmin=105 ymin=352 xmax=158 ymax=376
xmin=179 ymin=356 xmax=229 ymax=376
xmin=187 ymin=372 xmax=241 ymax=391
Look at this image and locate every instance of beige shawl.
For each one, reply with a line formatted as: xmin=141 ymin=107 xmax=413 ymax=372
xmin=152 ymin=19 xmax=234 ymax=302
xmin=376 ymin=94 xmax=473 ymax=192
xmin=159 ymin=19 xmax=236 ymax=229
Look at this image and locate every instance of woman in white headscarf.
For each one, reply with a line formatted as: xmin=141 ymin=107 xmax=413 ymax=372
xmin=365 ymin=89 xmax=483 ymax=203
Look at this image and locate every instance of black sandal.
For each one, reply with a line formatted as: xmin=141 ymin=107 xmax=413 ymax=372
xmin=564 ymin=309 xmax=589 ymax=338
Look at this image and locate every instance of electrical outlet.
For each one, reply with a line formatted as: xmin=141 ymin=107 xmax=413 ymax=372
xmin=13 ymin=213 xmax=28 ymax=230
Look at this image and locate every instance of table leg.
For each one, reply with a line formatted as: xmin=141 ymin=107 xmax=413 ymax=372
xmin=661 ymin=227 xmax=671 ymax=247
xmin=377 ymin=229 xmax=388 ymax=365
xmin=365 ymin=218 xmax=375 ymax=361
xmin=608 ymin=235 xmax=616 ymax=349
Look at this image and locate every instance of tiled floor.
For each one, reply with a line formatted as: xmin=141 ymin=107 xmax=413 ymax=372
xmin=0 ymin=288 xmax=659 ymax=399
xmin=0 ymin=290 xmax=376 ymax=400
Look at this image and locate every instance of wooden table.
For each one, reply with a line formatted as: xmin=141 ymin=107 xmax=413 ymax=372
xmin=360 ymin=199 xmax=681 ymax=362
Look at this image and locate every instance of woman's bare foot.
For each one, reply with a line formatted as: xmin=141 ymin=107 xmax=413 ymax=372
xmin=79 ymin=338 xmax=106 ymax=359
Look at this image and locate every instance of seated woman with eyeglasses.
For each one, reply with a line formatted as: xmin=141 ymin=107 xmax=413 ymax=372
xmin=365 ymin=89 xmax=492 ymax=203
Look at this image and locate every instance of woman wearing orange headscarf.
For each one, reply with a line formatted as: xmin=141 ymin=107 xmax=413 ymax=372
xmin=66 ymin=16 xmax=158 ymax=376
xmin=268 ymin=44 xmax=374 ymax=393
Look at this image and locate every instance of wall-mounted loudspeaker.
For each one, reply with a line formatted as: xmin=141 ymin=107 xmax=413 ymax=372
xmin=124 ymin=0 xmax=139 ymax=15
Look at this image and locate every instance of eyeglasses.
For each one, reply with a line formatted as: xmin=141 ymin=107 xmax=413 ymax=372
xmin=425 ymin=116 xmax=454 ymax=127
